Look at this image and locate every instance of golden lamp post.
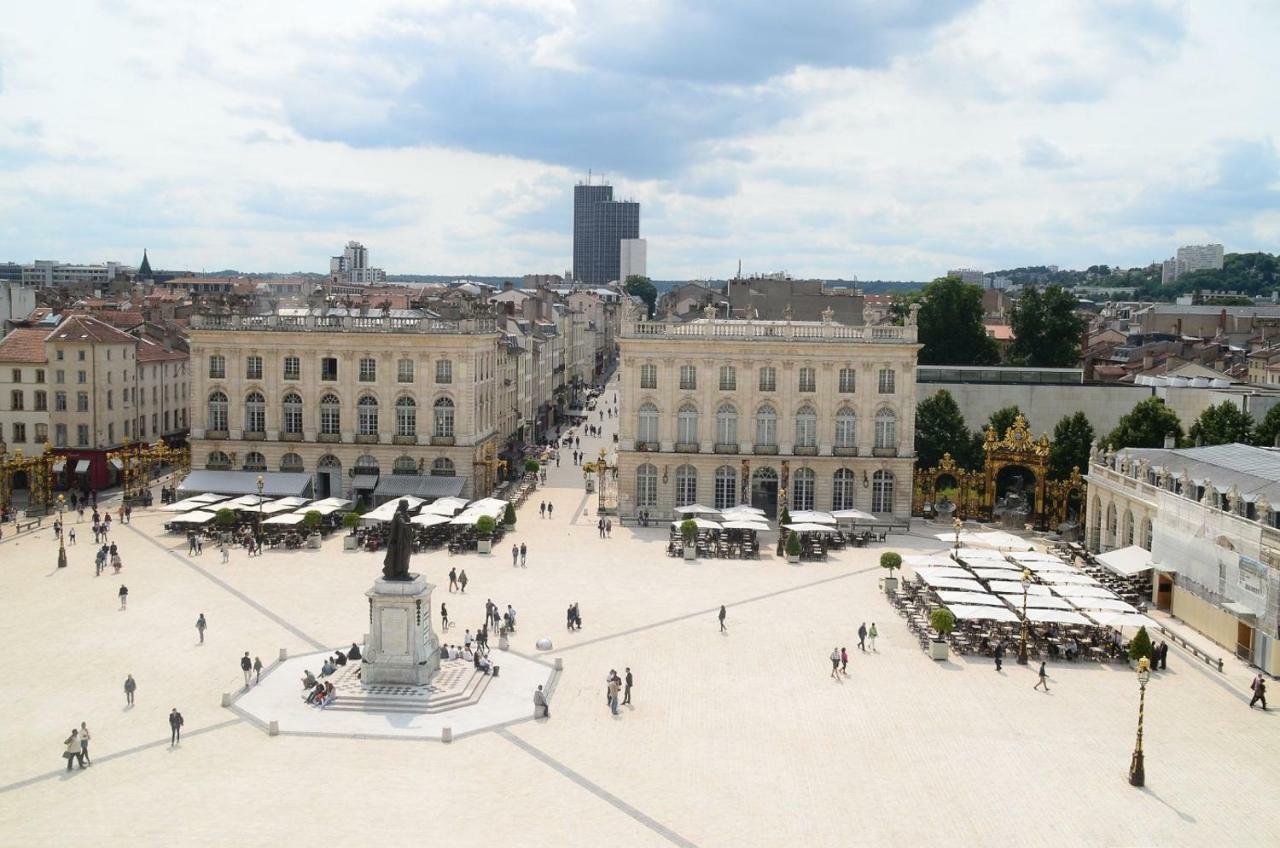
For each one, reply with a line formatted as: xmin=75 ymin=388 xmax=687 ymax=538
xmin=1017 ymin=568 xmax=1032 ymax=665
xmin=1129 ymin=657 xmax=1152 ymax=787
xmin=56 ymin=493 xmax=67 ymax=569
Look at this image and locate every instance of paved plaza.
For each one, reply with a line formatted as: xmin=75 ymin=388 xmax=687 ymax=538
xmin=2 ymin=408 xmax=1279 ymax=847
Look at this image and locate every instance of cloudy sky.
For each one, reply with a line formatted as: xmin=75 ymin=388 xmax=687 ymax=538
xmin=1 ymin=0 xmax=1277 ymax=280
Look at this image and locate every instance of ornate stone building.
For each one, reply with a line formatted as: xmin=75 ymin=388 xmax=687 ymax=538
xmin=616 ymin=305 xmax=919 ymax=520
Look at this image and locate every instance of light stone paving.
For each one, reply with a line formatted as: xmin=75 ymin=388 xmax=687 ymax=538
xmin=2 ymin=385 xmax=1280 ymax=847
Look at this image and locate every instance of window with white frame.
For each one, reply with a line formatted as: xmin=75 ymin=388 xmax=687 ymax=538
xmin=719 ymin=366 xmax=736 ymax=391
xmin=636 ymin=463 xmax=658 ymax=507
xmin=674 ymin=465 xmax=697 ymax=507
xmin=878 ymin=368 xmax=896 ymax=394
xmin=755 ymin=405 xmax=777 ymax=447
xmin=833 ymin=468 xmax=855 ymax=510
xmin=395 ymin=396 xmax=416 ymax=436
xmin=839 ymin=368 xmax=856 ymax=393
xmin=798 ymin=367 xmax=816 ymax=392
xmin=397 ymin=359 xmax=414 ymax=383
xmin=280 ymin=452 xmax=304 ymax=472
xmin=794 ymin=405 xmax=817 ymax=447
xmin=872 ymin=470 xmax=894 ymax=513
xmin=716 ymin=403 xmax=738 ymax=445
xmin=679 ymin=364 xmax=697 ymax=390
xmin=283 ymin=356 xmax=300 ymax=380
xmin=245 ymin=355 xmax=263 ymax=380
xmin=792 ymin=468 xmax=815 ymax=510
xmin=714 ymin=465 xmax=737 ymax=508
xmin=758 ymin=367 xmax=776 ymax=391
xmin=359 ymin=358 xmax=377 ymax=382
xmin=207 ymin=391 xmax=228 ymax=431
xmin=835 ymin=407 xmax=857 ymax=448
xmin=677 ymin=404 xmax=698 ymax=444
xmin=357 ymin=395 xmax=379 ymax=435
xmin=319 ymin=393 xmax=341 ymax=435
xmin=244 ymin=391 xmax=265 ymax=432
xmin=640 ymin=363 xmax=657 ymax=389
xmin=282 ymin=393 xmax=303 ymax=434
xmin=433 ymin=396 xmax=455 ymax=437
xmin=637 ymin=402 xmax=659 ymax=445
xmin=874 ymin=408 xmax=897 ymax=449
xmin=436 ymin=360 xmax=453 ymax=384
xmin=208 ymin=355 xmax=225 ymax=379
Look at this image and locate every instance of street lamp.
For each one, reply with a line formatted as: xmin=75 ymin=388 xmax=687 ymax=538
xmin=953 ymin=516 xmax=963 ymax=550
xmin=1129 ymin=656 xmax=1152 ymax=787
xmin=56 ymin=493 xmax=67 ymax=569
xmin=256 ymin=474 xmax=265 ymax=549
xmin=1017 ymin=568 xmax=1031 ymax=665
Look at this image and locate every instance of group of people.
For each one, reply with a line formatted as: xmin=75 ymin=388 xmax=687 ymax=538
xmin=566 ymin=603 xmax=583 ymax=631
xmin=61 ymin=723 xmax=92 ymax=771
xmin=186 ymin=531 xmax=205 ymax=556
xmin=510 ymin=543 xmax=528 ymax=567
xmin=95 ymin=542 xmax=123 ymax=575
xmin=538 ymin=501 xmax=555 ymax=519
xmin=605 ymin=668 xmax=633 ymax=715
xmin=300 ymin=644 xmax=362 ymax=706
xmin=596 ymin=517 xmax=613 ymax=538
xmin=90 ymin=511 xmax=113 ymax=544
xmin=446 ymin=567 xmax=470 ymax=593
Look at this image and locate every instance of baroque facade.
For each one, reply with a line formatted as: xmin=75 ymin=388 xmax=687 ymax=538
xmin=616 ymin=306 xmax=919 ymax=520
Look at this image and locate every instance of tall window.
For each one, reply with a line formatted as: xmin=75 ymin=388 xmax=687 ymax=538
xmin=432 ymin=458 xmax=456 ymax=476
xmin=33 ymin=391 xmax=46 ymax=411
xmin=207 ymin=450 xmax=231 ymax=470
xmin=755 ymin=405 xmax=777 ymax=447
xmin=714 ymin=465 xmax=737 ymax=509
xmin=1123 ymin=510 xmax=1134 ymax=547
xmin=719 ymin=366 xmax=736 ymax=391
xmin=246 ymin=356 xmax=263 ymax=380
xmin=393 ymin=456 xmax=417 ymax=475
xmin=397 ymin=359 xmax=414 ymax=383
xmin=792 ymin=468 xmax=816 ymax=510
xmin=434 ymin=397 xmax=455 ymax=437
xmin=833 ymin=469 xmax=855 ymax=510
xmin=208 ymin=355 xmax=225 ymax=379
xmin=835 ymin=408 xmax=857 ymax=448
xmin=872 ymin=470 xmax=895 ymax=513
xmin=874 ymin=408 xmax=897 ymax=449
xmin=77 ymin=392 xmax=89 ymax=412
xmin=716 ymin=404 xmax=738 ymax=445
xmin=282 ymin=393 xmax=303 ymax=434
xmin=636 ymin=463 xmax=658 ymax=507
xmin=244 ymin=391 xmax=265 ymax=433
xmin=677 ymin=404 xmax=698 ymax=444
xmin=758 ymin=367 xmax=776 ymax=392
xmin=10 ymin=390 xmax=22 ymax=411
xmin=280 ymin=452 xmax=304 ymax=472
xmin=674 ymin=465 xmax=697 ymax=507
xmin=396 ymin=397 xmax=416 ymax=436
xmin=357 ymin=395 xmax=379 ymax=435
xmin=679 ymin=365 xmax=697 ymax=390
xmin=243 ymin=451 xmax=266 ymax=472
xmin=794 ymin=406 xmax=817 ymax=448
xmin=640 ymin=363 xmax=657 ymax=389
xmin=207 ymin=391 xmax=228 ymax=431
xmin=637 ymin=402 xmax=659 ymax=445
xmin=77 ymin=424 xmax=89 ymax=446
xmin=878 ymin=368 xmax=896 ymax=394
xmin=283 ymin=356 xmax=300 ymax=380
xmin=319 ymin=393 xmax=341 ymax=435
xmin=839 ymin=368 xmax=856 ymax=393
xmin=435 ymin=360 xmax=453 ymax=384
xmin=798 ymin=367 xmax=816 ymax=392
xmin=359 ymin=358 xmax=377 ymax=382
xmin=1141 ymin=517 xmax=1153 ymax=551
xmin=321 ymin=357 xmax=338 ymax=381
xmin=55 ymin=391 xmax=66 ymax=411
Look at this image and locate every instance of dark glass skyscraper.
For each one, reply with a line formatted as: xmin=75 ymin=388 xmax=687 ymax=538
xmin=573 ymin=182 xmax=640 ymax=286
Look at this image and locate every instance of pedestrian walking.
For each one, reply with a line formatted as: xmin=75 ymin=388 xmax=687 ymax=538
xmin=168 ymin=708 xmax=184 ymax=745
xmin=68 ymin=528 xmax=75 ymax=545
xmin=458 ymin=569 xmax=468 ymax=593
xmin=534 ymin=684 xmax=549 ymax=718
xmin=465 ymin=629 xmax=473 ymax=652
xmin=994 ymin=642 xmax=1005 ymax=672
xmin=79 ymin=722 xmax=92 ymax=766
xmin=253 ymin=656 xmax=263 ymax=685
xmin=448 ymin=567 xmax=458 ymax=592
xmin=220 ymin=542 xmax=229 ymax=563
xmin=187 ymin=532 xmax=197 ymax=556
xmin=441 ymin=602 xmax=449 ymax=630
xmin=512 ymin=544 xmax=519 ymax=567
xmin=1249 ymin=674 xmax=1268 ymax=710
xmin=623 ymin=668 xmax=633 ymax=705
xmin=869 ymin=622 xmax=878 ymax=651
xmin=196 ymin=613 xmax=207 ymax=643
xmin=1034 ymin=661 xmax=1050 ymax=692
xmin=539 ymin=501 xmax=546 ymax=518
xmin=64 ymin=730 xmax=85 ymax=771
xmin=240 ymin=652 xmax=252 ymax=687
xmin=118 ymin=584 xmax=128 ymax=610
xmin=124 ymin=674 xmax=136 ymax=706
xmin=196 ymin=536 xmax=203 ymax=555
xmin=830 ymin=648 xmax=840 ymax=679
xmin=841 ymin=647 xmax=849 ymax=675
xmin=857 ymin=622 xmax=867 ymax=652
xmin=598 ymin=517 xmax=605 ymax=538
xmin=606 ymin=518 xmax=612 ymax=537
xmin=519 ymin=542 xmax=527 ymax=567
xmin=1157 ymin=641 xmax=1168 ymax=670
xmin=547 ymin=502 xmax=554 ymax=519
xmin=719 ymin=605 xmax=727 ymax=632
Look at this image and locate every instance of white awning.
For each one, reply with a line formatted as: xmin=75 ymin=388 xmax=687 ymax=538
xmin=902 ymin=555 xmax=955 ymax=568
xmin=1094 ymin=545 xmax=1154 ymax=577
xmin=972 ymin=568 xmax=1022 ymax=580
xmin=672 ymin=503 xmax=719 ymax=516
xmin=309 ymin=497 xmax=353 ymax=509
xmin=1222 ymin=601 xmax=1258 ymax=618
xmin=411 ymin=513 xmax=452 ymax=528
xmin=298 ymin=504 xmax=343 ymax=516
xmin=52 ymin=460 xmax=66 ymax=473
xmin=1001 ymin=594 xmax=1076 ymax=610
xmin=75 ymin=460 xmax=90 ymax=473
xmin=988 ymin=581 xmax=1053 ymax=596
xmin=1039 ymin=572 xmax=1101 ymax=586
xmin=936 ymin=590 xmax=1005 ymax=606
xmin=918 ymin=576 xmax=987 ymax=592
xmin=722 ymin=521 xmax=769 ymax=531
xmin=167 ymin=511 xmax=217 ymax=524
xmin=420 ymin=496 xmax=469 ymax=516
xmin=1022 ymin=608 xmax=1093 ymax=625
xmin=788 ymin=510 xmax=835 ymax=524
xmin=1064 ymin=597 xmax=1137 ymax=613
xmin=782 ymin=523 xmax=836 ymax=533
xmin=1090 ymin=611 xmax=1160 ymax=630
xmin=947 ymin=604 xmax=1021 ymax=622
xmin=914 ymin=566 xmax=974 ymax=580
xmin=262 ymin=513 xmax=307 ymax=525
xmin=671 ymin=517 xmax=722 ymax=530
xmin=109 ymin=458 xmax=124 ymax=470
xmin=831 ymin=508 xmax=877 ymax=522
xmin=1050 ymin=585 xmax=1114 ymax=599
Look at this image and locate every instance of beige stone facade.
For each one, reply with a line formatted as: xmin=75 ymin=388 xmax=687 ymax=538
xmin=188 ymin=311 xmax=503 ymax=500
xmin=616 ymin=315 xmax=919 ymax=520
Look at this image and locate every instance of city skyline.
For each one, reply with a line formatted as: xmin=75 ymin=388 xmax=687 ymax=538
xmin=2 ymin=1 xmax=1278 ymax=280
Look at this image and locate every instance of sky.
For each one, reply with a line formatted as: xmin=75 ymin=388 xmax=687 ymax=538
xmin=1 ymin=0 xmax=1278 ymax=281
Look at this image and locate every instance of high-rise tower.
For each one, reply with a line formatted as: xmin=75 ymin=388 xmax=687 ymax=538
xmin=572 ymin=180 xmax=640 ymax=286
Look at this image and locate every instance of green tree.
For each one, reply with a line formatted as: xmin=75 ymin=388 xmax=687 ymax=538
xmin=1254 ymin=404 xmax=1280 ymax=448
xmin=624 ymin=275 xmax=658 ymax=318
xmin=986 ymin=405 xmax=1027 ymax=440
xmin=1008 ymin=285 xmax=1087 ymax=367
xmin=880 ymin=551 xmax=902 ymax=579
xmin=1187 ymin=402 xmax=1254 ymax=447
xmin=302 ymin=510 xmax=323 ymax=531
xmin=916 ymin=275 xmax=1000 ymax=365
xmin=475 ymin=515 xmax=497 ymax=539
xmin=215 ymin=507 xmax=236 ymax=529
xmin=1128 ymin=626 xmax=1154 ymax=662
xmin=1049 ymin=412 xmax=1095 ymax=479
xmin=916 ymin=390 xmax=978 ymax=468
xmin=1104 ymin=398 xmax=1183 ymax=450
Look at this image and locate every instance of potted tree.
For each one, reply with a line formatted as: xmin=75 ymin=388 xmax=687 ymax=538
xmin=342 ymin=511 xmax=361 ymax=551
xmin=503 ymin=501 xmax=517 ymax=531
xmin=679 ymin=518 xmax=698 ymax=560
xmin=785 ymin=530 xmax=803 ymax=564
xmin=214 ymin=507 xmax=236 ymax=531
xmin=880 ymin=551 xmax=902 ymax=594
xmin=779 ymin=506 xmax=792 ymax=527
xmin=524 ymin=458 xmax=540 ymax=484
xmin=475 ymin=515 xmax=497 ymax=554
xmin=1128 ymin=625 xmax=1154 ymax=667
xmin=302 ymin=510 xmax=323 ymax=548
xmin=929 ymin=607 xmax=955 ymax=660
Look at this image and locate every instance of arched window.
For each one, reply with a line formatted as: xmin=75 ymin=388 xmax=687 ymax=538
xmin=636 ymin=462 xmax=658 ymax=507
xmin=431 ymin=458 xmax=455 ymax=477
xmin=637 ymin=402 xmax=659 ymax=445
xmin=874 ymin=408 xmax=897 ymax=450
xmin=716 ymin=403 xmax=738 ymax=446
xmin=872 ymin=470 xmax=894 ymax=513
xmin=207 ymin=391 xmax=228 ymax=431
xmin=714 ymin=465 xmax=737 ymax=509
xmin=317 ymin=454 xmax=341 ymax=469
xmin=393 ymin=456 xmax=417 ymax=475
xmin=1140 ymin=516 xmax=1153 ymax=551
xmin=243 ymin=451 xmax=266 ymax=472
xmin=792 ymin=467 xmax=816 ymax=510
xmin=674 ymin=465 xmax=698 ymax=507
xmin=755 ymin=404 xmax=777 ymax=447
xmin=354 ymin=454 xmax=379 ymax=475
xmin=319 ymin=393 xmax=340 ymax=435
xmin=677 ymin=403 xmax=698 ymax=445
xmin=434 ymin=397 xmax=455 ymax=438
xmin=282 ymin=392 xmax=303 ymax=434
xmin=280 ymin=452 xmax=304 ymax=472
xmin=1105 ymin=503 xmax=1117 ymax=548
xmin=244 ymin=391 xmax=265 ymax=433
xmin=206 ymin=450 xmax=231 ymax=470
xmin=357 ymin=395 xmax=379 ymax=436
xmin=835 ymin=407 xmax=857 ymax=449
xmin=1123 ymin=509 xmax=1134 ymax=547
xmin=833 ymin=468 xmax=856 ymax=510
xmin=794 ymin=405 xmax=817 ymax=448
xmin=395 ymin=396 xmax=417 ymax=437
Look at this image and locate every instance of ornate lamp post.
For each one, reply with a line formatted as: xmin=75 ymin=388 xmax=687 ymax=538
xmin=256 ymin=474 xmax=265 ymax=547
xmin=953 ymin=516 xmax=963 ymax=550
xmin=1129 ymin=657 xmax=1152 ymax=786
xmin=56 ymin=493 xmax=67 ymax=569
xmin=1017 ymin=568 xmax=1031 ymax=665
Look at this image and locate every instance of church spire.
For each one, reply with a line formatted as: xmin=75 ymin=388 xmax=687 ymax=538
xmin=138 ymin=249 xmax=153 ymax=279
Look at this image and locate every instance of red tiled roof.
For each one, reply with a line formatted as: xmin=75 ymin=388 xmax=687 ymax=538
xmin=91 ymin=310 xmax=145 ymax=329
xmin=48 ymin=315 xmax=137 ymax=346
xmin=0 ymin=327 xmax=50 ymax=363
xmin=135 ymin=337 xmax=188 ymax=363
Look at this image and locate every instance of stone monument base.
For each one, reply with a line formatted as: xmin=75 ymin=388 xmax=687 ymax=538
xmin=362 ymin=574 xmax=440 ymax=686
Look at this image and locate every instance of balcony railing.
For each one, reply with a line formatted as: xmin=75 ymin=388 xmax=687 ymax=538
xmin=754 ymin=444 xmax=779 ymax=455
xmin=637 ymin=441 xmax=659 ymax=452
xmin=674 ymin=442 xmax=700 ymax=453
xmin=355 ymin=433 xmax=380 ymax=444
xmin=832 ymin=446 xmax=859 ymax=457
xmin=431 ymin=435 xmax=456 ymax=446
xmin=714 ymin=443 xmax=739 ymax=454
xmin=206 ymin=430 xmax=228 ymax=440
xmin=317 ymin=432 xmax=341 ymax=443
xmin=625 ymin=319 xmax=917 ymax=343
xmin=793 ymin=445 xmax=818 ymax=456
xmin=393 ymin=434 xmax=417 ymax=445
xmin=242 ymin=431 xmax=265 ymax=441
xmin=872 ymin=446 xmax=898 ymax=457
xmin=279 ymin=432 xmax=303 ymax=442
xmin=191 ymin=313 xmax=498 ymax=335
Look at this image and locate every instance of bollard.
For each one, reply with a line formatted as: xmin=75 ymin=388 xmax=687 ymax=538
xmin=278 ymin=648 xmax=288 ymax=662
xmin=268 ymin=720 xmax=279 ymax=736
xmin=221 ymin=692 xmax=231 ymax=707
xmin=554 ymin=657 xmax=563 ymax=670
xmin=441 ymin=727 xmax=452 ymax=743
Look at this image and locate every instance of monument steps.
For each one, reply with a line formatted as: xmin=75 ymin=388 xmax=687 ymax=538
xmin=325 ymin=667 xmax=493 ymax=715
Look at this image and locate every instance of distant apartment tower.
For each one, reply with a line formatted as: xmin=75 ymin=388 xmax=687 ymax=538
xmin=330 ymin=241 xmax=386 ymax=284
xmin=619 ymin=238 xmax=647 ymax=282
xmin=1161 ymin=243 xmax=1224 ymax=285
xmin=948 ymin=268 xmax=985 ymax=286
xmin=573 ymin=181 xmax=640 ymax=286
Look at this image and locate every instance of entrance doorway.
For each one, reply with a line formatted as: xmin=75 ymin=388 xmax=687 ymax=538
xmin=751 ymin=467 xmax=778 ymax=515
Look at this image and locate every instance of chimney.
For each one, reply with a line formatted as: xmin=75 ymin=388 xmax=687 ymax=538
xmin=1163 ymin=433 xmax=1176 ymax=449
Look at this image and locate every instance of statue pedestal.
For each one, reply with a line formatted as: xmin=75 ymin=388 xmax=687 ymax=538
xmin=362 ymin=575 xmax=440 ymax=686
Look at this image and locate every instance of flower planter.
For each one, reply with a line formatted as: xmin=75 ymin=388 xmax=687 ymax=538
xmin=683 ymin=545 xmax=697 ymax=561
xmin=883 ymin=576 xmax=898 ymax=594
xmin=787 ymin=553 xmax=801 ymax=564
xmin=929 ymin=639 xmax=949 ymax=661
xmin=477 ymin=539 xmax=492 ymax=554
xmin=344 ymin=535 xmax=358 ymax=551
xmin=307 ymin=532 xmax=322 ymax=549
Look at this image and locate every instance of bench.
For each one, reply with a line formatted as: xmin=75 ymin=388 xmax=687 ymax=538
xmin=16 ymin=517 xmax=43 ymax=533
xmin=1158 ymin=624 xmax=1225 ymax=673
